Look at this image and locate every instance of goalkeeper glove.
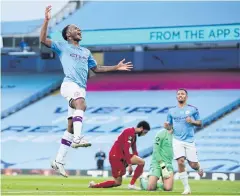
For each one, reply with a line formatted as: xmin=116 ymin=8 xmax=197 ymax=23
xmin=160 ymin=162 xmax=171 ymax=179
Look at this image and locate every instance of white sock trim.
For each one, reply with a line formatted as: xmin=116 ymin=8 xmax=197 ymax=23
xmin=73 ymin=110 xmax=84 ymax=138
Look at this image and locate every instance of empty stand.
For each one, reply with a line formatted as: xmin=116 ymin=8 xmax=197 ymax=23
xmin=1 ymin=90 xmax=239 ymax=170
xmin=53 ymin=1 xmax=240 ymax=31
xmin=1 ymin=73 xmax=63 ymax=115
xmin=1 ymin=19 xmax=43 ymax=36
xmin=196 ymin=109 xmax=240 ymax=173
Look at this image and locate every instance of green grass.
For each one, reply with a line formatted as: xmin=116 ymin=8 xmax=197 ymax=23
xmin=1 ymin=175 xmax=240 ymax=195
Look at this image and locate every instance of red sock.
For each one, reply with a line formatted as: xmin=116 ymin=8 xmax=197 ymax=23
xmin=130 ymin=165 xmax=144 ymax=185
xmin=92 ymin=180 xmax=116 ymax=188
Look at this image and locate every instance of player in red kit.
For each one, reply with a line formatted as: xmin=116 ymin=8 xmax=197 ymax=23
xmin=89 ymin=121 xmax=150 ymax=190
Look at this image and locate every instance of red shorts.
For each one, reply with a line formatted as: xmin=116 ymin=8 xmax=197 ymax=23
xmin=109 ymin=156 xmax=128 ymax=178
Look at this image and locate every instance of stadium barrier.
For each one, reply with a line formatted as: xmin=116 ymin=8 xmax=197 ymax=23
xmin=138 ymin=98 xmax=240 ymax=159
xmin=1 ymin=79 xmax=62 ymax=119
xmin=1 ymin=169 xmax=240 ymax=181
xmin=104 ymin=48 xmax=240 ymax=71
xmin=197 ymin=98 xmax=240 ymax=130
xmin=2 ymin=47 xmax=240 ymax=73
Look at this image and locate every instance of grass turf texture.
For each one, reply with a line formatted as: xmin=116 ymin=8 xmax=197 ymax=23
xmin=1 ymin=175 xmax=240 ymax=195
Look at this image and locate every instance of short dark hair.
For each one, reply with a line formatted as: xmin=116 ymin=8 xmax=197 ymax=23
xmin=177 ymin=88 xmax=188 ymax=95
xmin=62 ymin=25 xmax=70 ymax=41
xmin=137 ymin=121 xmax=150 ymax=131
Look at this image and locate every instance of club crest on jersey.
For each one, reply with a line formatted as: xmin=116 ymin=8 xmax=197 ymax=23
xmin=185 ymin=110 xmax=190 ymax=115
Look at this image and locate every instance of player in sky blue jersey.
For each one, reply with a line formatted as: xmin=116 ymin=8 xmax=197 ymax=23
xmin=164 ymin=89 xmax=203 ymax=195
xmin=40 ymin=6 xmax=133 ymax=177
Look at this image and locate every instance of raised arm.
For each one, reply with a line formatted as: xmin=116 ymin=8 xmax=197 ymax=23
xmin=40 ymin=5 xmax=52 ymax=48
xmin=92 ymin=59 xmax=133 ymax=72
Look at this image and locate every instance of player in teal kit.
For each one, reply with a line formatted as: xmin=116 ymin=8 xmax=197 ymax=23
xmin=164 ymin=89 xmax=203 ymax=195
xmin=140 ymin=128 xmax=174 ymax=191
xmin=40 ymin=6 xmax=133 ymax=177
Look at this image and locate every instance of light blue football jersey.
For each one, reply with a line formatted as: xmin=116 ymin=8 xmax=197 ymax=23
xmin=167 ymin=104 xmax=201 ymax=143
xmin=51 ymin=41 xmax=97 ymax=89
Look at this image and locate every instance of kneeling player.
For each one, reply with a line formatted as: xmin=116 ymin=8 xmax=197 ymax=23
xmin=89 ymin=121 xmax=150 ymax=190
xmin=140 ymin=128 xmax=174 ymax=191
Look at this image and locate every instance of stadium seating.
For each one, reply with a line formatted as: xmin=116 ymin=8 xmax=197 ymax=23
xmin=1 ymin=2 xmax=239 ymax=36
xmin=1 ymin=90 xmax=239 ymax=170
xmin=48 ymin=1 xmax=79 ymax=29
xmin=1 ymin=1 xmax=82 ymax=36
xmin=144 ymin=105 xmax=240 ymax=173
xmin=52 ymin=1 xmax=240 ymax=31
xmin=1 ymin=19 xmax=43 ymax=35
xmin=1 ymin=73 xmax=63 ymax=115
xmin=196 ymin=109 xmax=240 ymax=173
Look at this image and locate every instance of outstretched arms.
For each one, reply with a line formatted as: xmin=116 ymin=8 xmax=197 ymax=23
xmin=40 ymin=5 xmax=52 ymax=48
xmin=92 ymin=59 xmax=133 ymax=73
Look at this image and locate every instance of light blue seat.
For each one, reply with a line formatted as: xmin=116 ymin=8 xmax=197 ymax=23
xmin=1 ymin=90 xmax=239 ymax=170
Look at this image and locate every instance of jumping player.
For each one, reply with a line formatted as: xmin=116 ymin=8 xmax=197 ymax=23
xmin=89 ymin=121 xmax=150 ymax=190
xmin=140 ymin=128 xmax=174 ymax=191
xmin=164 ymin=88 xmax=203 ymax=195
xmin=40 ymin=6 xmax=133 ymax=177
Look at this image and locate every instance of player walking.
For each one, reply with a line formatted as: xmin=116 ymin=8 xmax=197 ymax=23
xmin=164 ymin=88 xmax=203 ymax=195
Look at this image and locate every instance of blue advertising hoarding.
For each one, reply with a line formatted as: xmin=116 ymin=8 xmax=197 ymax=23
xmin=50 ymin=24 xmax=240 ymax=46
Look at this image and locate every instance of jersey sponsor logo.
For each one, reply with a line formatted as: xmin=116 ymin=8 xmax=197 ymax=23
xmin=173 ymin=116 xmax=187 ymax=122
xmin=70 ymin=53 xmax=88 ymax=61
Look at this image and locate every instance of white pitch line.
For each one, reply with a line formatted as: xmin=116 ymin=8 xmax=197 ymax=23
xmin=3 ymin=190 xmax=142 ymax=193
xmin=1 ymin=190 xmax=179 ymax=194
xmin=1 ymin=192 xmax=237 ymax=196
xmin=2 ymin=190 xmax=239 ymax=196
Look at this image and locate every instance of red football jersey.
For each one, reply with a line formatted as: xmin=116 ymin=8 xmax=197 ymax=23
xmin=109 ymin=127 xmax=138 ymax=164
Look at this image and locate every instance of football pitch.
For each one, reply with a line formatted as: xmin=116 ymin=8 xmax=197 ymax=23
xmin=1 ymin=175 xmax=240 ymax=195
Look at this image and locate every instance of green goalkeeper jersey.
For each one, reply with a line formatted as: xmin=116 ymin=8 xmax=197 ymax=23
xmin=150 ymin=129 xmax=173 ymax=168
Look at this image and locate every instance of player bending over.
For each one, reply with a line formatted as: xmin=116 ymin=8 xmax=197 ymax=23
xmin=40 ymin=6 xmax=133 ymax=177
xmin=140 ymin=128 xmax=174 ymax=191
xmin=89 ymin=121 xmax=150 ymax=190
xmin=164 ymin=88 xmax=203 ymax=195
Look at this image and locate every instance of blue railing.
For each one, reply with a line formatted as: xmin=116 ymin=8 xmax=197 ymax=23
xmin=1 ymin=79 xmax=62 ymax=119
xmin=139 ymin=98 xmax=240 ymax=158
xmin=197 ymin=98 xmax=240 ymax=131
